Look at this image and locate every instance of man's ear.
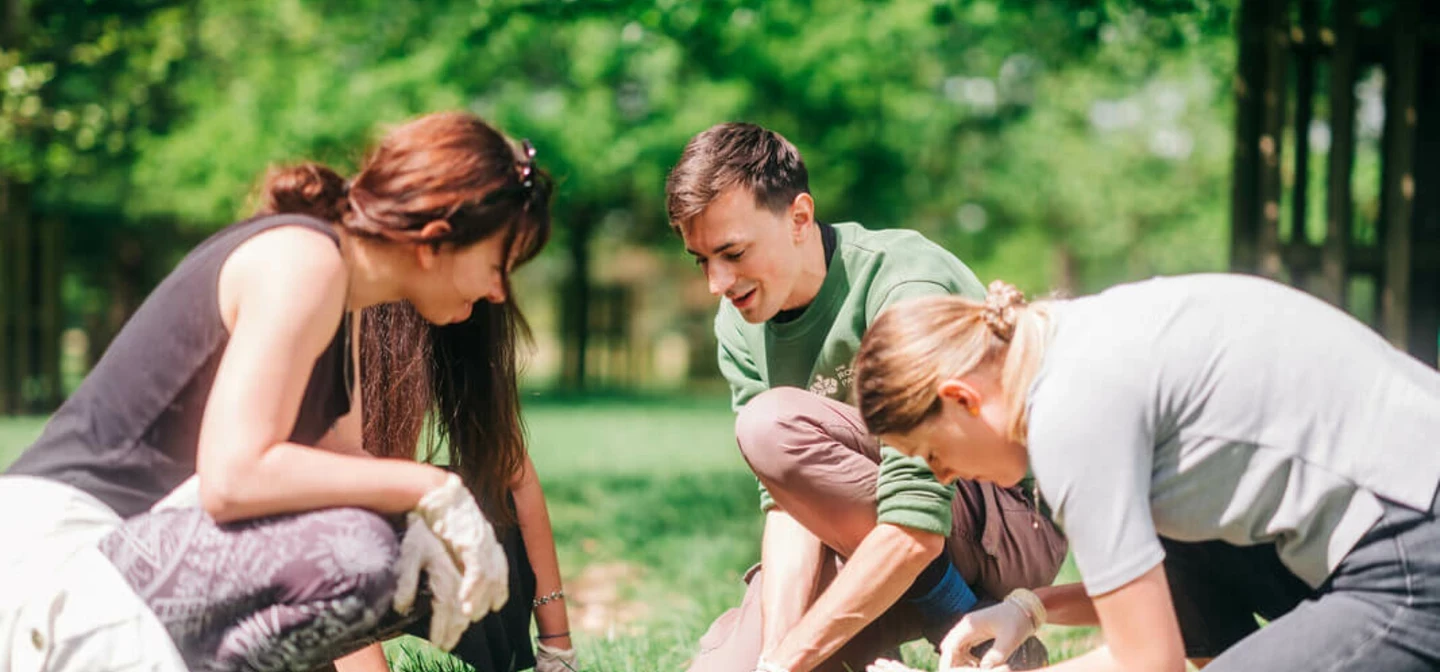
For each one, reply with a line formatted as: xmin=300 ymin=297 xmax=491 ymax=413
xmin=789 ymin=192 xmax=815 ymax=242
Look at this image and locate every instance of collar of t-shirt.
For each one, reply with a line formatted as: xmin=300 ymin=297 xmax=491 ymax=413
xmin=771 ymin=222 xmax=837 ymax=325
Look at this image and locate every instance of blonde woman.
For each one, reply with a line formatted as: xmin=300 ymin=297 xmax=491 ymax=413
xmin=851 ymin=274 xmax=1440 ymax=672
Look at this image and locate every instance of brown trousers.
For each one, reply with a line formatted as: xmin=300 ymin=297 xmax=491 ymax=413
xmin=689 ymin=387 xmax=1067 ymax=672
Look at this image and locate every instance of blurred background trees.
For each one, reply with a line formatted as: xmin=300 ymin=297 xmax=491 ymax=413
xmin=0 ymin=0 xmax=1267 ymax=409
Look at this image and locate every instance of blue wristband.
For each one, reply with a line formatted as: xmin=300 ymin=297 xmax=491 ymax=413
xmin=907 ymin=560 xmax=978 ymax=621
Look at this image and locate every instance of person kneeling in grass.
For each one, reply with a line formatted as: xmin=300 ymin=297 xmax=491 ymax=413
xmin=667 ymin=123 xmax=1067 ymax=672
xmin=0 ymin=112 xmax=575 ymax=672
xmin=854 ymin=274 xmax=1440 ymax=672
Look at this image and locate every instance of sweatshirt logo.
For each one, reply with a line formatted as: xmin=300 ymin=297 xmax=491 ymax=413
xmin=808 ymin=364 xmax=854 ymax=399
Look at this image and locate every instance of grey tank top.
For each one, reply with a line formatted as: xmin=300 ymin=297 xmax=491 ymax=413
xmin=6 ymin=214 xmax=352 ymax=518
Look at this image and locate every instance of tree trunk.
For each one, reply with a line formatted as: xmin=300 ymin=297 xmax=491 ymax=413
xmin=1230 ymin=0 xmax=1268 ymax=274
xmin=0 ymin=0 xmax=20 ymax=414
xmin=1321 ymin=0 xmax=1357 ymax=307
xmin=0 ymin=180 xmax=11 ymax=414
xmin=12 ymin=202 xmax=32 ymax=412
xmin=0 ymin=0 xmax=18 ymax=46
xmin=561 ymin=209 xmax=596 ymax=391
xmin=41 ymin=217 xmax=62 ymax=407
xmin=1379 ymin=0 xmax=1420 ymax=349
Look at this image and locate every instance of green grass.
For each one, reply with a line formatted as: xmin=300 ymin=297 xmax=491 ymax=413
xmin=0 ymin=416 xmax=43 ymax=466
xmin=1 ymin=395 xmax=1099 ymax=671
xmin=505 ymin=394 xmax=762 ymax=671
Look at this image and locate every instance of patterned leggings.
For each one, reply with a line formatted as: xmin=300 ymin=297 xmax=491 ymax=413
xmin=97 ymin=506 xmax=406 ymax=672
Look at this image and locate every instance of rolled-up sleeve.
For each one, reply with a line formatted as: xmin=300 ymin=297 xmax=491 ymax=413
xmin=875 ymin=446 xmax=955 ymax=535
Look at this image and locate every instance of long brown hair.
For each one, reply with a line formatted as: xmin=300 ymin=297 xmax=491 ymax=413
xmin=257 ymin=111 xmax=552 ymax=526
xmin=853 ymin=281 xmax=1053 ymax=444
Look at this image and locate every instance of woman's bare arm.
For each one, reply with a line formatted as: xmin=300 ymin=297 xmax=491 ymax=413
xmin=1039 ymin=565 xmax=1187 ymax=672
xmin=197 ymin=227 xmax=445 ymax=522
xmin=512 ymin=455 xmax=573 ymax=650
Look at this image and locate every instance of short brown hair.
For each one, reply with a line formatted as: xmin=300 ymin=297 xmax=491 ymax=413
xmin=665 ymin=122 xmax=810 ymax=227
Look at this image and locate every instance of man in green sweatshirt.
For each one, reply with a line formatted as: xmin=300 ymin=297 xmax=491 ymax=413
xmin=667 ymin=123 xmax=1067 ymax=672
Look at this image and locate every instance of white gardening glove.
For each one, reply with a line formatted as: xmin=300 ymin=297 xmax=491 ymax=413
xmin=535 ymin=641 xmax=578 ymax=672
xmin=938 ymin=599 xmax=1036 ymax=670
xmin=414 ymin=473 xmax=510 ymax=618
xmin=864 ymin=655 xmax=1006 ymax=672
xmin=865 ymin=659 xmax=926 ymax=672
xmin=393 ymin=513 xmax=470 ymax=651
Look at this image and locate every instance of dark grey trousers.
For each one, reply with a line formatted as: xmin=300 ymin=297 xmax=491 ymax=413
xmin=1165 ymin=491 xmax=1440 ymax=670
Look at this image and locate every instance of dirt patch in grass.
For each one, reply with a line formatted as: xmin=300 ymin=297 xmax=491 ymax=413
xmin=568 ymin=561 xmax=652 ymax=636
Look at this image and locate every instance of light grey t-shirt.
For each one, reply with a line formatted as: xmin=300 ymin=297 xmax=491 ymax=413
xmin=1027 ymin=274 xmax=1440 ymax=596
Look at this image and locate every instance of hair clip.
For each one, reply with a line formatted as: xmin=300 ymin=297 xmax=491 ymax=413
xmin=518 ymin=139 xmax=537 ymax=189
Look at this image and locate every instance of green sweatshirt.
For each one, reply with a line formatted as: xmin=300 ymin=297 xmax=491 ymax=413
xmin=716 ymin=222 xmax=985 ymax=535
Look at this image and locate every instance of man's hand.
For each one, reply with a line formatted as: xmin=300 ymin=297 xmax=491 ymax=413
xmin=766 ymin=523 xmax=943 ymax=671
xmin=760 ymin=510 xmax=827 ymax=656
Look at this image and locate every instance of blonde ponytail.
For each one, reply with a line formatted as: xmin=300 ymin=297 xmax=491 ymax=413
xmin=854 ymin=281 xmax=1053 ymax=442
xmin=999 ymin=301 xmax=1053 ymax=443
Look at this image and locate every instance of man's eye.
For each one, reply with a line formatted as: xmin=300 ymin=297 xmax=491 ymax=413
xmin=724 ymin=250 xmax=744 ymax=262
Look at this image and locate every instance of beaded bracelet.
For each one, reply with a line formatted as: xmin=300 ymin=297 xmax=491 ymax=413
xmin=533 ymin=589 xmax=566 ymax=608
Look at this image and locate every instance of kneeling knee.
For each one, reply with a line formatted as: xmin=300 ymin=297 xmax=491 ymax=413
xmin=277 ymin=508 xmax=401 ymax=607
xmin=735 ymin=387 xmax=823 ymax=482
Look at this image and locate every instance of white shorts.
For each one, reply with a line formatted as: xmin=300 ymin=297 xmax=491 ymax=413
xmin=0 ymin=476 xmax=186 ymax=672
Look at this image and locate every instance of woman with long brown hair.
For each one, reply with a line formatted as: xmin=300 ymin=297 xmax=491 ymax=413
xmin=0 ymin=111 xmax=575 ymax=672
xmin=852 ymin=275 xmax=1440 ymax=672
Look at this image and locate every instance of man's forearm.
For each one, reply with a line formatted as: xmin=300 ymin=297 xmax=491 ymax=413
xmin=761 ymin=509 xmax=827 ymax=656
xmin=766 ymin=523 xmax=943 ymax=672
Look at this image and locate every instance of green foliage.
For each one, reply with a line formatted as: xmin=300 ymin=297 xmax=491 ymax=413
xmin=4 ymin=0 xmax=1252 ymax=385
xmin=2 ymin=0 xmax=189 ymax=195
xmin=7 ymin=0 xmax=1242 ymax=292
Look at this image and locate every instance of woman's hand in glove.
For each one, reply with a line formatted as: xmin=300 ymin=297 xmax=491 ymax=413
xmin=393 ymin=513 xmax=470 ymax=651
xmin=535 ymin=641 xmax=578 ymax=672
xmin=938 ymin=598 xmax=1037 ymax=670
xmin=413 ymin=473 xmax=510 ymax=619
